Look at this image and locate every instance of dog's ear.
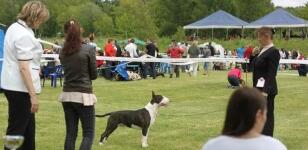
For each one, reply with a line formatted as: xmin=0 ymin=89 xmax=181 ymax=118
xmin=152 ymin=91 xmax=155 ymax=98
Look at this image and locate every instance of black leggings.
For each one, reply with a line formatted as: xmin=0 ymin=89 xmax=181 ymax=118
xmin=62 ymin=102 xmax=95 ymax=150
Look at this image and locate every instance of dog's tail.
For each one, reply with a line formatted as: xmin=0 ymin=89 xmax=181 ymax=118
xmin=95 ymin=113 xmax=111 ymax=118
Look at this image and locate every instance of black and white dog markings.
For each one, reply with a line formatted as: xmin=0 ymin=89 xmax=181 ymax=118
xmin=96 ymin=91 xmax=170 ymax=148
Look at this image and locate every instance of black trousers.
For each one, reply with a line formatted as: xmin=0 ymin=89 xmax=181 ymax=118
xmin=145 ymin=62 xmax=156 ymax=79
xmin=4 ymin=90 xmax=35 ymax=150
xmin=262 ymin=94 xmax=275 ymax=137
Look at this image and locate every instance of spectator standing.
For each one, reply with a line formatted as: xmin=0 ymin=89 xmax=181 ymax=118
xmin=104 ymin=39 xmax=116 ymax=57
xmin=115 ymin=40 xmax=122 ymax=57
xmin=125 ymin=38 xmax=138 ymax=58
xmin=1 ymin=1 xmax=49 ymax=150
xmin=180 ymin=42 xmax=189 ymax=72
xmin=200 ymin=45 xmax=212 ymax=75
xmin=237 ymin=46 xmax=245 ymax=58
xmin=104 ymin=39 xmax=116 ymax=79
xmin=59 ymin=19 xmax=97 ymax=150
xmin=167 ymin=40 xmax=183 ymax=78
xmin=209 ymin=42 xmax=215 ymax=56
xmin=252 ymin=27 xmax=280 ymax=137
xmin=145 ymin=39 xmax=157 ymax=79
xmin=298 ymin=54 xmax=307 ymax=76
xmin=88 ymin=33 xmax=98 ymax=50
xmin=187 ymin=40 xmax=200 ymax=76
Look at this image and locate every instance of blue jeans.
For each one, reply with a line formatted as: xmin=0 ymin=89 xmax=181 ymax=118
xmin=203 ymin=62 xmax=210 ymax=71
xmin=62 ymin=102 xmax=95 ymax=150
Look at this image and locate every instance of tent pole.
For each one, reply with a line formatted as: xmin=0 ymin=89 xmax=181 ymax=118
xmin=241 ymin=26 xmax=244 ymax=39
xmin=211 ymin=28 xmax=213 ymax=40
xmin=226 ymin=28 xmax=229 ymax=40
xmin=305 ymin=27 xmax=308 ymax=39
xmin=196 ymin=29 xmax=199 ymax=39
xmin=288 ymin=28 xmax=291 ymax=40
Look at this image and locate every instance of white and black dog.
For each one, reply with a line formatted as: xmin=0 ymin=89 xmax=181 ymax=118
xmin=96 ymin=91 xmax=170 ymax=148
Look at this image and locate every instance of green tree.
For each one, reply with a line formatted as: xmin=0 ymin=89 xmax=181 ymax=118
xmin=150 ymin=0 xmax=208 ymax=36
xmin=0 ymin=0 xmax=28 ymax=26
xmin=114 ymin=0 xmax=157 ymax=39
xmin=236 ymin=0 xmax=274 ymax=22
xmin=56 ymin=2 xmax=113 ymax=36
xmin=172 ymin=26 xmax=186 ymax=41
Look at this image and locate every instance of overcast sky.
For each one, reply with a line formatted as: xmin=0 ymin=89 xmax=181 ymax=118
xmin=272 ymin=0 xmax=308 ymax=7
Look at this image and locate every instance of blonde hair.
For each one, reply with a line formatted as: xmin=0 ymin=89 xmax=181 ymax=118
xmin=17 ymin=1 xmax=49 ymax=28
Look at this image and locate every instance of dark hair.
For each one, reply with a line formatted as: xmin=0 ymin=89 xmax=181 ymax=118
xmin=222 ymin=87 xmax=267 ymax=136
xmin=107 ymin=38 xmax=114 ymax=43
xmin=235 ymin=63 xmax=241 ymax=69
xmin=89 ymin=33 xmax=95 ymax=42
xmin=257 ymin=27 xmax=274 ymax=39
xmin=130 ymin=38 xmax=135 ymax=43
xmin=62 ymin=19 xmax=82 ymax=56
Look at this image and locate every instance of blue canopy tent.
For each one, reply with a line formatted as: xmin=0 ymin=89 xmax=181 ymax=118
xmin=183 ymin=10 xmax=248 ymax=39
xmin=245 ymin=8 xmax=307 ymax=28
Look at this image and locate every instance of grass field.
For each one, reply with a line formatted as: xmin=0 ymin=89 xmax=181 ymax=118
xmin=0 ymin=70 xmax=308 ymax=150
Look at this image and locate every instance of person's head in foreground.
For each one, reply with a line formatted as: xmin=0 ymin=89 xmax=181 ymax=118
xmin=17 ymin=0 xmax=49 ymax=29
xmin=202 ymin=87 xmax=287 ymax=150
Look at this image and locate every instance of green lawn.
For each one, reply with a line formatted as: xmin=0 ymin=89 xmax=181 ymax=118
xmin=0 ymin=70 xmax=308 ymax=150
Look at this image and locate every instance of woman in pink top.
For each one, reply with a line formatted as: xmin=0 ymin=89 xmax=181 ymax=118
xmin=227 ymin=64 xmax=244 ymax=87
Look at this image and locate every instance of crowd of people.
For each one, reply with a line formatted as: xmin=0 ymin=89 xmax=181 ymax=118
xmin=2 ymin=1 xmax=306 ymax=150
xmin=83 ymin=38 xmax=217 ymax=80
xmin=76 ymin=34 xmax=307 ymax=81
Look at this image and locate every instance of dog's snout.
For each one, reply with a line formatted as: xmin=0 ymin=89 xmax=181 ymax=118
xmin=160 ymin=96 xmax=170 ymax=106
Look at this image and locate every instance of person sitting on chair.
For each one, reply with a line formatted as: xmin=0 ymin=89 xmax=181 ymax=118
xmin=227 ymin=64 xmax=245 ymax=88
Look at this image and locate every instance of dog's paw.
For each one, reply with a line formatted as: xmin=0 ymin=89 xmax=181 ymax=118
xmin=99 ymin=142 xmax=104 ymax=146
xmin=142 ymin=143 xmax=149 ymax=148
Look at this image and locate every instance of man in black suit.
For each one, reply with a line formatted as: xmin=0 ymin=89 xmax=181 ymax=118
xmin=253 ymin=27 xmax=280 ymax=137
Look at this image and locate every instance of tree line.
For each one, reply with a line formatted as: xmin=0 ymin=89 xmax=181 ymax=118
xmin=0 ymin=0 xmax=307 ymax=39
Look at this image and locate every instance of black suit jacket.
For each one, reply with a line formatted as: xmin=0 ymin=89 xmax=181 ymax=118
xmin=252 ymin=47 xmax=280 ymax=95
